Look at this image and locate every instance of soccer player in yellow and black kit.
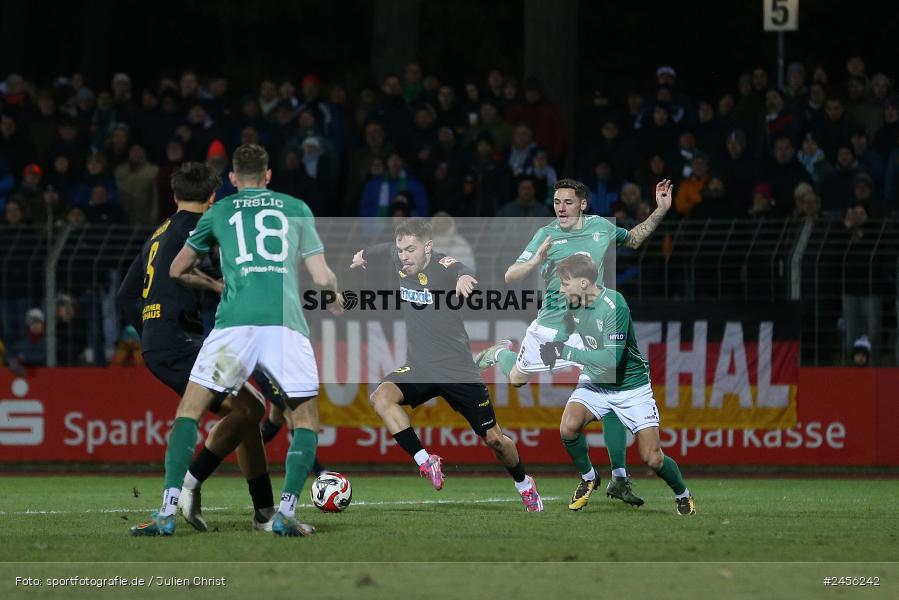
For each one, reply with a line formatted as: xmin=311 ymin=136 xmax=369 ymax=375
xmin=354 ymin=218 xmax=544 ymax=511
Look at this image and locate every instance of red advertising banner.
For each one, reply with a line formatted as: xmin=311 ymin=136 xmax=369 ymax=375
xmin=0 ymin=368 xmax=896 ymax=465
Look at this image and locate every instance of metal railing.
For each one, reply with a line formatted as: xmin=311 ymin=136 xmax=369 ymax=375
xmin=1 ymin=216 xmax=896 ymax=367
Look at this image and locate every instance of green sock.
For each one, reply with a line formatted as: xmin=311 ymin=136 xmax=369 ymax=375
xmin=655 ymin=455 xmax=687 ymax=495
xmin=602 ymin=412 xmax=627 ymax=473
xmin=497 ymin=349 xmax=517 ymax=377
xmin=163 ymin=417 xmax=199 ymax=490
xmin=561 ymin=433 xmax=594 ymax=476
xmin=283 ymin=428 xmax=318 ymax=497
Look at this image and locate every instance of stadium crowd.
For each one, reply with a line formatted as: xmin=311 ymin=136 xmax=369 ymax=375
xmin=1 ymin=56 xmax=897 ymax=367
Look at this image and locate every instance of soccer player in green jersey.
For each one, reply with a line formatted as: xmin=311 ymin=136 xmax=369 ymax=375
xmin=131 ymin=144 xmax=341 ymax=537
xmin=540 ymin=253 xmax=694 ymax=515
xmin=476 ymin=178 xmax=671 ymax=508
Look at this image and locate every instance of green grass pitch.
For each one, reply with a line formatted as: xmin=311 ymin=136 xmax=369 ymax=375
xmin=1 ymin=474 xmax=897 ymax=599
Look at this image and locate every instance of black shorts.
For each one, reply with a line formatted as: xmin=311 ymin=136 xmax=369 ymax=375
xmin=383 ymin=364 xmax=497 ymax=436
xmin=143 ymin=342 xmax=227 ymax=413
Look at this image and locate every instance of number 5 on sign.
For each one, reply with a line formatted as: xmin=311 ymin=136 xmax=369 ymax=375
xmin=764 ymin=0 xmax=798 ymax=31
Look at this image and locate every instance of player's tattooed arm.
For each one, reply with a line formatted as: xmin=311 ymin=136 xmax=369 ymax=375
xmin=505 ymin=236 xmax=551 ymax=283
xmin=170 ymin=244 xmax=223 ymax=293
xmin=623 ymin=179 xmax=672 ymax=249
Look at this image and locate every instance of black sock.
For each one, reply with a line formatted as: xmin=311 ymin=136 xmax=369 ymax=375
xmin=247 ymin=473 xmax=274 ymax=511
xmin=505 ymin=460 xmax=527 ymax=483
xmin=393 ymin=427 xmax=425 ymax=458
xmin=260 ymin=418 xmax=282 ymax=444
xmin=188 ymin=447 xmax=224 ymax=483
xmin=313 ymin=457 xmax=326 ymax=476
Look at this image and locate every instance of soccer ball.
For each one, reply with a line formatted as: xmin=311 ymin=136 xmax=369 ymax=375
xmin=310 ymin=471 xmax=352 ymax=512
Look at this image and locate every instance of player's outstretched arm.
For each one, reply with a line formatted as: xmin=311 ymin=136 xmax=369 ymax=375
xmin=505 ymin=236 xmax=551 ymax=283
xmin=622 ymin=179 xmax=672 ymax=249
xmin=304 ymin=253 xmax=344 ymax=315
xmin=170 ymin=245 xmax=224 ymax=293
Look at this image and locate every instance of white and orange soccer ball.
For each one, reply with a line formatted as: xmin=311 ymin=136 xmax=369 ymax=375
xmin=310 ymin=471 xmax=352 ymax=512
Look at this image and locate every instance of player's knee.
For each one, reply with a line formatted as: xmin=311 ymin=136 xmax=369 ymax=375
xmin=642 ymin=447 xmax=664 ymax=471
xmin=233 ymin=399 xmax=264 ymax=424
xmin=368 ymin=388 xmax=396 ymax=413
xmin=559 ymin=416 xmax=582 ymax=440
xmin=482 ymin=429 xmax=504 ymax=451
xmin=508 ymin=371 xmax=529 ymax=387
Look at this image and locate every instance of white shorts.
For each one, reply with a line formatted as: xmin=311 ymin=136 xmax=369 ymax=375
xmin=567 ymin=382 xmax=660 ymax=434
xmin=189 ymin=325 xmax=319 ymax=398
xmin=516 ymin=320 xmax=584 ymax=373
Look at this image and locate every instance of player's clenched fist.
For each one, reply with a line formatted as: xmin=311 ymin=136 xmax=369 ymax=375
xmin=539 ymin=341 xmax=565 ymax=369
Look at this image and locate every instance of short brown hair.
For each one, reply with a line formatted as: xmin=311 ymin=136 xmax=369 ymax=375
xmin=170 ymin=162 xmax=220 ymax=203
xmin=554 ymin=178 xmax=589 ymax=201
xmin=232 ymin=143 xmax=269 ymax=178
xmin=557 ymin=253 xmax=598 ymax=283
xmin=394 ymin=217 xmax=432 ymax=241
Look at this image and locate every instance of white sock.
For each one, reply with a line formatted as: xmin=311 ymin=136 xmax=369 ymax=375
xmin=160 ymin=487 xmax=180 ymax=517
xmin=514 ymin=476 xmax=532 ymax=493
xmin=182 ymin=471 xmax=200 ymax=491
xmin=279 ymin=492 xmax=298 ymax=517
xmin=413 ymin=449 xmax=430 ymax=466
xmin=675 ymin=488 xmax=691 ymax=500
xmin=581 ymin=467 xmax=596 ymax=482
xmin=611 ymin=468 xmax=627 ymax=479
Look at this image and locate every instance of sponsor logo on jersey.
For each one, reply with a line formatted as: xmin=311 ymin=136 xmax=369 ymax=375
xmin=518 ymin=251 xmax=533 ymax=261
xmin=596 ymin=319 xmax=604 ymax=331
xmin=608 ymin=332 xmax=626 ymax=341
xmin=438 ymin=256 xmax=457 ymax=268
xmin=553 ymin=239 xmax=568 ymax=245
xmin=399 ymin=287 xmax=434 ymax=305
xmin=142 ymin=303 xmax=161 ymax=321
xmin=418 ymin=272 xmax=428 ymax=285
xmin=593 ymin=232 xmax=600 ymax=242
xmin=585 ymin=335 xmax=598 ymax=349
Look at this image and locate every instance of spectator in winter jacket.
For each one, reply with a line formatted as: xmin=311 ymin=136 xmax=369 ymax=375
xmin=792 ymin=182 xmax=821 ymax=220
xmin=497 ymin=176 xmax=551 ymax=218
xmin=763 ymin=136 xmax=813 ymax=216
xmin=507 ymin=78 xmax=565 ymax=164
xmin=814 ymin=97 xmax=856 ymax=159
xmin=360 ymin=150 xmax=428 ymax=217
xmin=673 ymin=153 xmax=711 ymax=217
xmin=115 ymin=144 xmax=159 ymax=225
xmin=819 ymin=145 xmax=864 ymax=213
xmin=796 ymin=132 xmax=833 ymax=185
xmin=765 ymin=89 xmax=800 ymax=149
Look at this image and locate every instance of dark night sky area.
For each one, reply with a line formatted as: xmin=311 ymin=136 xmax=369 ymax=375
xmin=2 ymin=0 xmax=897 ymax=102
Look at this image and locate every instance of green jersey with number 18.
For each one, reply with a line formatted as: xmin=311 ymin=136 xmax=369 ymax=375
xmin=516 ymin=215 xmax=629 ymax=329
xmin=186 ymin=188 xmax=323 ymax=336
